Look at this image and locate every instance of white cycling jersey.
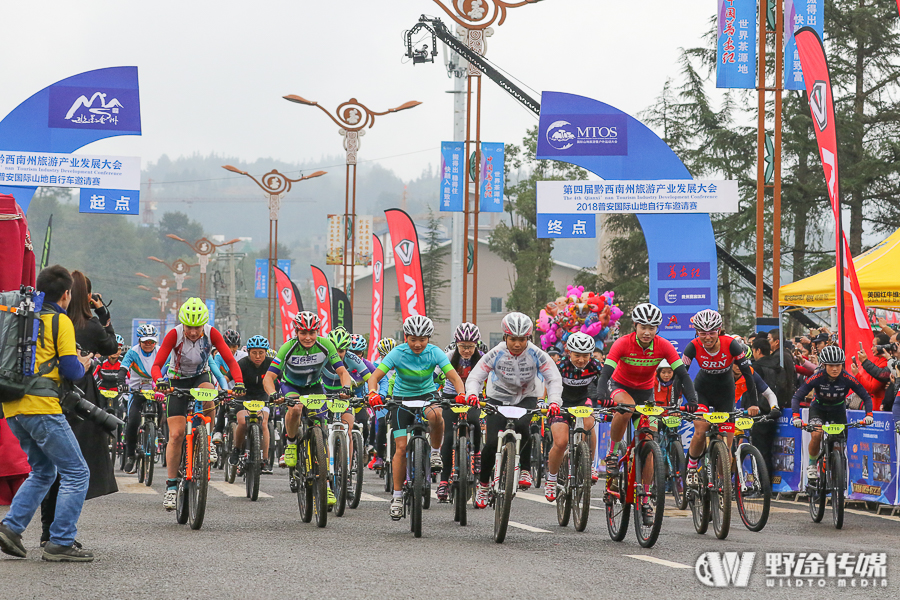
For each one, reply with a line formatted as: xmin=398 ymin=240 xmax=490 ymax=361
xmin=465 ymin=341 xmax=562 ymax=406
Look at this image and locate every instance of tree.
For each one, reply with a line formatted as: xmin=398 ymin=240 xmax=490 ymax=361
xmin=420 ymin=207 xmax=450 ymax=322
xmin=489 ymin=127 xmax=587 ymax=321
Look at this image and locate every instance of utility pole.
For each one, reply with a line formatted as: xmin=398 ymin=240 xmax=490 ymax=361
xmin=448 ymin=45 xmax=466 ymax=330
xmin=228 ymin=243 xmax=238 ymax=331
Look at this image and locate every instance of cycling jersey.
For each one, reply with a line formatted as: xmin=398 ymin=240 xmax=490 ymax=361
xmin=557 ymin=356 xmax=602 ymax=405
xmin=152 ymin=324 xmax=243 ymax=384
xmin=603 ymin=333 xmax=684 ymax=389
xmin=683 ymin=336 xmax=747 ymax=374
xmin=465 ymin=341 xmax=562 ymax=406
xmin=237 ymin=355 xmax=273 ymax=400
xmin=269 ymin=337 xmax=342 ymax=389
xmin=377 ymin=343 xmax=452 ymax=398
xmin=791 ymin=369 xmax=873 ymax=415
xmin=120 ymin=344 xmax=163 ymax=389
xmin=444 ymin=348 xmax=485 ymax=383
xmin=322 ymin=351 xmax=371 ymax=391
xmin=94 ymin=359 xmax=121 ymax=391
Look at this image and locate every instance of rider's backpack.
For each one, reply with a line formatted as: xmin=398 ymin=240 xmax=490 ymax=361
xmin=0 ymin=287 xmax=61 ymax=403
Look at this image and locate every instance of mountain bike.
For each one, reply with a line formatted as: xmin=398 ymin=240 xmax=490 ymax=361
xmin=348 ymin=403 xmax=366 ymax=509
xmin=229 ymin=398 xmax=268 ymax=501
xmin=101 ymin=390 xmax=125 ymax=467
xmin=597 ymin=402 xmax=666 ymax=548
xmin=222 ymin=402 xmax=239 ymax=484
xmin=686 ymin=410 xmax=733 ymax=540
xmin=132 ymin=387 xmax=160 ymax=487
xmin=324 ymin=395 xmax=356 ymax=517
xmin=284 ymin=393 xmax=330 ymax=528
xmin=480 ymin=402 xmax=545 ymax=544
xmin=799 ymin=419 xmax=868 ymax=529
xmin=555 ymin=405 xmax=594 ymax=532
xmin=528 ymin=411 xmax=547 ymax=488
xmin=440 ymin=399 xmax=479 ymax=527
xmin=732 ymin=412 xmax=773 ymax=531
xmin=658 ymin=411 xmax=687 ymax=510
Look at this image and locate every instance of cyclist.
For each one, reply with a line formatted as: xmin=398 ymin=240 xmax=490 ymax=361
xmin=791 ymin=345 xmax=873 ymax=481
xmin=263 ymin=312 xmax=354 ymax=479
xmin=545 ymin=331 xmax=602 ymax=502
xmin=152 ymin=298 xmax=245 ymax=510
xmin=347 ymin=333 xmax=375 ymax=454
xmin=681 ymin=309 xmax=756 ymax=486
xmin=436 ymin=322 xmax=485 ymax=502
xmin=118 ymin=325 xmax=162 ymax=474
xmin=228 ymin=335 xmax=274 ymax=473
xmin=367 ymin=337 xmax=398 ymax=470
xmin=94 ymin=334 xmax=125 ymax=392
xmin=348 ymin=334 xmax=368 ymax=361
xmin=595 ymin=303 xmax=697 ymax=525
xmin=463 ymin=312 xmax=562 ymax=508
xmin=215 ymin=329 xmax=247 ymax=386
xmin=366 ymin=316 xmax=466 ymax=520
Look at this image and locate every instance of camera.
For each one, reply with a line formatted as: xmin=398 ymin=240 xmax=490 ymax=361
xmin=875 ymin=342 xmax=898 ymax=355
xmin=60 ymin=386 xmax=124 ymax=436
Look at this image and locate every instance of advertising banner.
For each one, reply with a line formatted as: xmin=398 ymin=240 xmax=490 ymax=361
xmin=0 ymin=151 xmax=140 ymax=191
xmin=846 ymin=409 xmax=897 ymax=505
xmin=78 ymin=188 xmax=139 ymax=215
xmin=536 ymin=213 xmax=597 ymax=239
xmin=331 ymin=287 xmax=353 ymax=333
xmin=536 ymin=114 xmax=627 ymax=158
xmin=716 ymin=0 xmax=757 ymax=89
xmin=479 ymin=142 xmax=504 ymax=213
xmin=48 ymin=83 xmax=141 ymax=132
xmin=354 ymin=215 xmax=373 ymax=266
xmin=204 ymin=298 xmax=216 ymax=326
xmin=368 ymin=234 xmax=385 ymax=363
xmin=537 ymin=180 xmax=739 ymax=215
xmin=440 ymin=141 xmax=465 ymax=212
xmin=310 ymin=265 xmax=333 ymax=335
xmin=326 ymin=214 xmax=344 ymax=265
xmin=771 ymin=410 xmax=804 ymax=493
xmin=273 ymin=266 xmax=302 ymax=345
xmin=255 ymin=258 xmax=291 ymax=298
xmin=384 ymin=208 xmax=426 ymax=319
xmin=785 ymin=0 xmax=823 ymax=90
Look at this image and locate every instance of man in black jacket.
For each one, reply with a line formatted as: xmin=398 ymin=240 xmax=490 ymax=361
xmin=768 ymin=329 xmax=797 ymax=402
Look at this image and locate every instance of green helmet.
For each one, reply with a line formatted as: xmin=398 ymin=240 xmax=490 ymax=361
xmin=179 ymin=297 xmax=209 ymax=327
xmin=328 ymin=327 xmax=351 ymax=351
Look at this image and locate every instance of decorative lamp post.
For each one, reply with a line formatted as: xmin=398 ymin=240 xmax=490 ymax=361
xmin=282 ymin=94 xmax=421 ymax=306
xmin=164 ymin=235 xmax=240 ymax=301
xmin=148 ymin=256 xmax=196 ymax=307
xmin=221 ymin=167 xmax=326 ymax=342
xmin=136 ymin=272 xmax=171 ymax=320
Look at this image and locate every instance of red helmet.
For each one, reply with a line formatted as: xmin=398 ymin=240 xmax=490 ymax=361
xmin=293 ymin=311 xmax=320 ymax=333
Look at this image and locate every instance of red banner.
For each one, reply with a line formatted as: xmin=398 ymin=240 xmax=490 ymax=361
xmin=273 ymin=266 xmax=301 ymax=345
xmin=384 ymin=208 xmax=426 ymax=320
xmin=368 ymin=234 xmax=385 ymax=363
xmin=796 ymin=27 xmax=873 ymax=366
xmin=310 ymin=265 xmax=333 ymax=336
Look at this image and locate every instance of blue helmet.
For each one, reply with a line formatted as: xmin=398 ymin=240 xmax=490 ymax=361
xmin=115 ymin=334 xmax=125 ymax=348
xmin=349 ymin=334 xmax=367 ymax=353
xmin=246 ymin=335 xmax=269 ymax=350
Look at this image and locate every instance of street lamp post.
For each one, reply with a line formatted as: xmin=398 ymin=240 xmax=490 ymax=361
xmin=282 ymin=95 xmax=421 ymax=307
xmin=164 ymin=235 xmax=241 ymax=302
xmin=147 ymin=256 xmax=196 ymax=307
xmin=431 ymin=0 xmax=541 ymax=324
xmin=221 ymin=167 xmax=326 ymax=342
xmin=136 ymin=273 xmax=171 ymax=320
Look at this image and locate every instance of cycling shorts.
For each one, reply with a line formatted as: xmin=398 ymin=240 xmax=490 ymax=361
xmin=608 ymin=380 xmax=653 ymax=404
xmin=281 ymin=381 xmax=328 ymax=420
xmin=166 ymin=372 xmax=216 ymax=418
xmin=808 ymin=402 xmax=847 ymax=425
xmin=549 ymin=398 xmax=595 ymax=426
xmin=694 ymin=371 xmax=735 ymax=413
xmin=389 ymin=394 xmax=436 ymax=439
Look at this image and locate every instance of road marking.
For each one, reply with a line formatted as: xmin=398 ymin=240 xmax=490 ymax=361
xmin=359 ymin=492 xmax=388 ymax=502
xmin=625 ymin=555 xmax=692 ymax=569
xmin=517 ymin=492 xmax=552 ymax=505
xmin=772 ymin=499 xmax=900 ymax=521
xmin=507 ymin=521 xmax=551 ymax=533
xmin=208 ymin=481 xmax=271 ymax=498
xmin=115 ymin=478 xmax=157 ymax=494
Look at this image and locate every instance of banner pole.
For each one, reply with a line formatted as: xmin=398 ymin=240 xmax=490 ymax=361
xmin=755 ymin=0 xmax=768 ymax=319
xmin=472 ymin=75 xmax=482 ymax=326
xmin=350 ymin=162 xmax=358 ymax=309
xmin=773 ymin=0 xmax=784 ymax=317
xmin=462 ymin=73 xmax=473 ymax=322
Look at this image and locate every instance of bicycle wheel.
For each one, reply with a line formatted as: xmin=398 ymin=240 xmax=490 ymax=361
xmin=136 ymin=425 xmax=147 ymax=484
xmin=348 ymin=430 xmax=365 ymax=509
xmin=690 ymin=458 xmax=711 ymax=535
xmin=605 ymin=450 xmax=630 ymax=542
xmin=246 ymin=422 xmax=261 ymax=501
xmin=109 ymin=424 xmax=118 ymax=465
xmin=410 ymin=436 xmax=428 ymax=538
xmin=158 ymin=422 xmax=167 ymax=466
xmin=188 ymin=424 xmax=209 ymax=530
xmin=143 ymin=421 xmax=156 ymax=487
xmin=224 ymin=422 xmax=237 ymax=484
xmin=808 ymin=457 xmax=826 ymax=522
xmin=831 ymin=450 xmax=845 ymax=529
xmin=311 ymin=426 xmax=328 ymax=528
xmin=708 ymin=440 xmax=731 ymax=540
xmin=384 ymin=437 xmax=394 ymax=493
xmin=175 ymin=441 xmax=189 ymax=524
xmin=556 ymin=450 xmax=572 ymax=527
xmin=493 ymin=441 xmax=516 ymax=544
xmin=633 ymin=439 xmax=665 ymax=548
xmin=455 ymin=436 xmax=470 ymax=527
xmin=530 ymin=431 xmax=544 ymax=488
xmin=333 ymin=435 xmax=348 ymax=517
xmin=736 ymin=443 xmax=770 ymax=532
xmin=267 ymin=419 xmax=276 ymax=470
xmin=572 ymin=441 xmax=592 ymax=532
xmin=296 ymin=449 xmax=313 ymax=523
xmin=670 ymin=439 xmax=687 ymax=510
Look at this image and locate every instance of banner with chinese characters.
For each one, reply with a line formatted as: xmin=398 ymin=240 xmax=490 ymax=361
xmin=255 ymin=258 xmax=291 ymax=298
xmin=785 ymin=0 xmax=822 ymax=91
xmin=326 ymin=214 xmax=344 ymax=265
xmin=354 ymin=215 xmax=372 ymax=266
xmin=846 ymin=409 xmax=897 ymax=505
xmin=440 ymin=142 xmax=464 ymax=212
xmin=716 ymin=0 xmax=756 ymax=89
xmin=368 ymin=234 xmax=385 ymax=363
xmin=479 ymin=142 xmax=504 ymax=212
xmin=78 ymin=188 xmax=139 ymax=215
xmin=0 ymin=151 xmax=140 ymax=191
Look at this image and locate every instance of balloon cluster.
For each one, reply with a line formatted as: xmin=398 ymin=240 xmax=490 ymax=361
xmin=536 ymin=285 xmax=624 ymax=353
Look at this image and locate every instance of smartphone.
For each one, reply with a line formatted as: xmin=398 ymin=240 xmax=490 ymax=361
xmin=859 ymin=342 xmax=865 ymax=352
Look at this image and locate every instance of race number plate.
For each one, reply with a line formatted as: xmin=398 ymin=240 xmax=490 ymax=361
xmin=567 ymin=406 xmax=593 ymax=418
xmin=703 ymin=412 xmax=730 ymax=424
xmin=822 ymin=423 xmax=846 ymax=435
xmin=327 ymin=399 xmax=350 ymax=413
xmin=735 ymin=417 xmax=754 ymax=430
xmin=662 ymin=415 xmax=682 ymax=429
xmin=243 ymin=400 xmax=266 ymax=412
xmin=635 ymin=405 xmax=664 ymax=416
xmin=190 ymin=388 xmax=218 ymax=402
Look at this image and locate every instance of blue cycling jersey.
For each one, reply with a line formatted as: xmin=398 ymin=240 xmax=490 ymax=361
xmin=791 ymin=369 xmax=873 ymax=415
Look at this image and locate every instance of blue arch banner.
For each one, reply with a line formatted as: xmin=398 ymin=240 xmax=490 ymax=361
xmin=0 ymin=66 xmax=141 ymax=214
xmin=536 ymin=91 xmax=717 ymax=354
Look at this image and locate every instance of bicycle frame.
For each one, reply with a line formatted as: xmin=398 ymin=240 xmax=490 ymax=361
xmin=325 ymin=398 xmax=352 ymax=476
xmin=561 ymin=406 xmax=593 ymax=491
xmin=616 ymin=405 xmax=663 ymax=505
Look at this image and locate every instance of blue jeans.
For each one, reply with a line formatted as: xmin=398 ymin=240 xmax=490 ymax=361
xmin=2 ymin=413 xmax=89 ymax=546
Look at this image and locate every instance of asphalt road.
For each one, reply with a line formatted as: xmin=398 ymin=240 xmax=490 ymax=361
xmin=2 ymin=465 xmax=899 ymax=600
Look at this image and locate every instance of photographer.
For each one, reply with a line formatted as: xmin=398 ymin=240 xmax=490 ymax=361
xmin=0 ymin=265 xmax=93 ymax=562
xmin=854 ymin=333 xmax=895 ymax=411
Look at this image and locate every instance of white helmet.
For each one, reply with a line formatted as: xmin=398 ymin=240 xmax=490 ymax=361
xmin=692 ymin=309 xmax=723 ymax=332
xmin=657 ymin=359 xmax=671 ymax=370
xmin=566 ymin=332 xmax=596 ymax=354
xmin=403 ymin=314 xmax=434 ymax=337
xmin=501 ymin=312 xmax=533 ymax=337
xmin=631 ymin=303 xmax=663 ymax=327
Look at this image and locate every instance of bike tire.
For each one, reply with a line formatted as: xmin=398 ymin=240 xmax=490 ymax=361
xmin=136 ymin=425 xmax=147 ymax=484
xmin=736 ymin=443 xmax=770 ymax=532
xmin=109 ymin=423 xmax=118 ymax=466
xmin=311 ymin=427 xmax=328 ymax=528
xmin=831 ymin=451 xmax=845 ymax=529
xmin=411 ymin=436 xmax=428 ymax=538
xmin=808 ymin=457 xmax=826 ymax=522
xmin=556 ymin=450 xmax=572 ymax=527
xmin=690 ymin=461 xmax=711 ymax=535
xmin=188 ymin=424 xmax=209 ymax=530
xmin=633 ymin=439 xmax=665 ymax=548
xmin=333 ymin=435 xmax=348 ymax=517
xmin=572 ymin=441 xmax=592 ymax=532
xmin=246 ymin=423 xmax=261 ymax=501
xmin=670 ymin=439 xmax=688 ymax=510
xmin=175 ymin=441 xmax=189 ymax=524
xmin=224 ymin=422 xmax=237 ymax=484
xmin=456 ymin=436 xmax=469 ymax=527
xmin=530 ymin=432 xmax=544 ymax=488
xmin=348 ymin=430 xmax=365 ymax=509
xmin=267 ymin=419 xmax=276 ymax=471
xmin=605 ymin=450 xmax=630 ymax=542
xmin=296 ymin=462 xmax=313 ymax=522
xmin=158 ymin=422 xmax=167 ymax=467
xmin=493 ymin=441 xmax=516 ymax=544
xmin=708 ymin=440 xmax=731 ymax=540
xmin=143 ymin=421 xmax=156 ymax=487
xmin=384 ymin=437 xmax=394 ymax=493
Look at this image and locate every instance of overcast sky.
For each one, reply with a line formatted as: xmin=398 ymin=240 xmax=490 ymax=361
xmin=1 ymin=0 xmax=716 ymax=181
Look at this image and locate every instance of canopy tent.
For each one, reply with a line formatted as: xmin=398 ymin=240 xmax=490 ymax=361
xmin=779 ymin=227 xmax=900 ymax=308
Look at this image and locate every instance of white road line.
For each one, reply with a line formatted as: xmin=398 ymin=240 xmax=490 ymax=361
xmin=507 ymin=521 xmax=551 ymax=533
xmin=772 ymin=499 xmax=900 ymax=521
xmin=115 ymin=479 xmax=158 ymax=494
xmin=208 ymin=480 xmax=270 ymax=498
xmin=517 ymin=492 xmax=552 ymax=504
xmin=359 ymin=492 xmax=389 ymax=502
xmin=624 ymin=555 xmax=692 ymax=569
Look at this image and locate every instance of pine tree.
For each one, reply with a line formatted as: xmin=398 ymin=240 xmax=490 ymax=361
xmin=420 ymin=207 xmax=450 ymax=322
